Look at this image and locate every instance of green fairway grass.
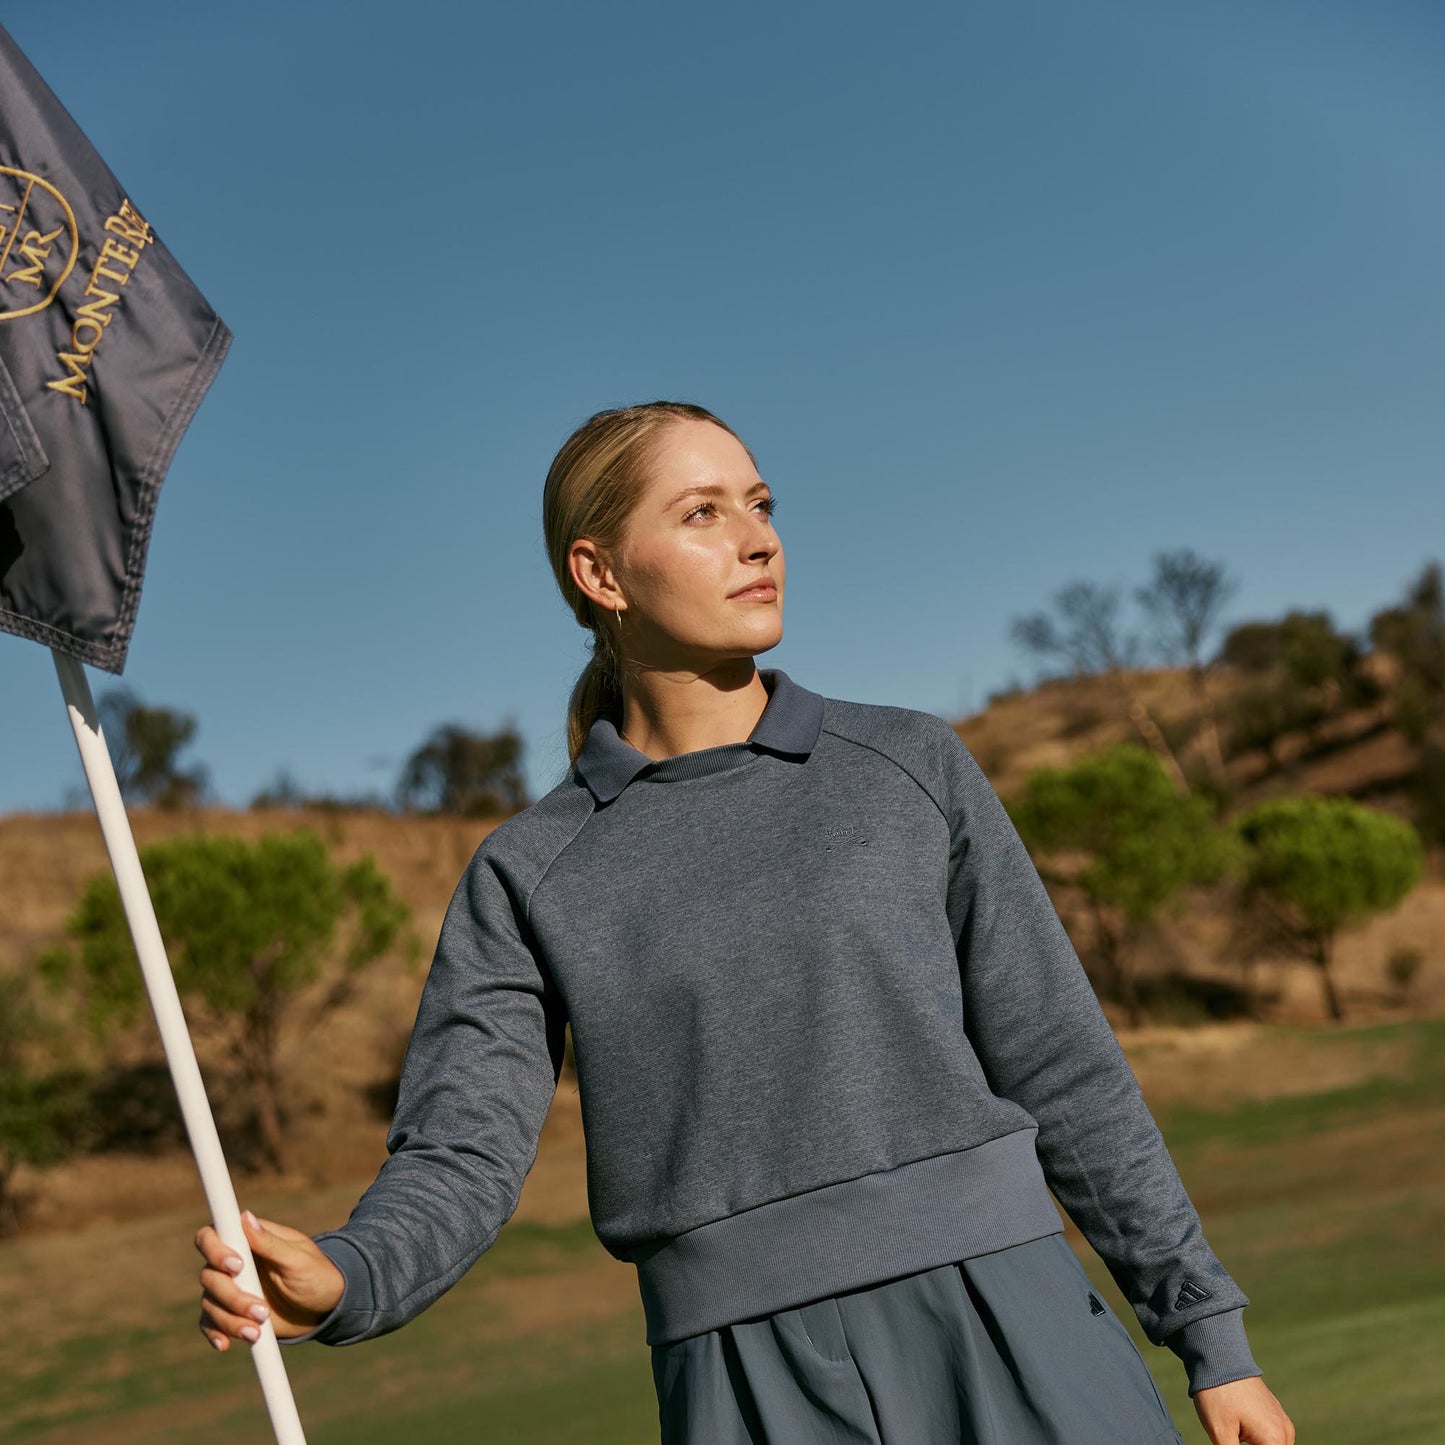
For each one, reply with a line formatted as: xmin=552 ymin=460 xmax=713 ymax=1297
xmin=3 ymin=1015 xmax=1441 ymax=1443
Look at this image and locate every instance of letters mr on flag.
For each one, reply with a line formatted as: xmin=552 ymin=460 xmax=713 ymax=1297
xmin=0 ymin=23 xmax=232 ymax=674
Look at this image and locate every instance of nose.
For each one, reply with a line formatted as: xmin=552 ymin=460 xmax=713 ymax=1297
xmin=742 ymin=509 xmax=779 ymax=561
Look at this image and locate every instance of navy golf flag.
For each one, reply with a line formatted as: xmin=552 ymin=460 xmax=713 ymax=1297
xmin=0 ymin=23 xmax=231 ymax=673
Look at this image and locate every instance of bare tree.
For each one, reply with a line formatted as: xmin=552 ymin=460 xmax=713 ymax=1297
xmin=1010 ymin=580 xmax=1189 ymax=793
xmin=1370 ymin=559 xmax=1445 ymax=743
xmin=396 ymin=722 xmax=529 ymax=818
xmin=1134 ymin=548 xmax=1237 ymax=786
xmin=95 ymin=687 xmax=209 ymax=809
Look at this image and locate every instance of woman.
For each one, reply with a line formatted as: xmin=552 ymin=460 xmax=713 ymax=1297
xmin=195 ymin=402 xmax=1296 ymax=1445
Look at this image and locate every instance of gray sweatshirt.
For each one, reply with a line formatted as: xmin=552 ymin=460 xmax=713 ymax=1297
xmin=283 ymin=667 xmax=1262 ymax=1396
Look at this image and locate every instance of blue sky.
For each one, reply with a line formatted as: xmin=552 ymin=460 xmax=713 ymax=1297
xmin=2 ymin=0 xmax=1441 ymax=812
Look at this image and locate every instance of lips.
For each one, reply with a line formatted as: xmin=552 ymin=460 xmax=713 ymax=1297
xmin=729 ymin=578 xmax=777 ymax=600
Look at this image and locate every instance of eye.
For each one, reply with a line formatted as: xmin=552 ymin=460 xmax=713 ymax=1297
xmin=682 ymin=496 xmax=779 ymax=523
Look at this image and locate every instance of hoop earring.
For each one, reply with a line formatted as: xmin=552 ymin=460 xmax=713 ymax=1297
xmin=615 ymin=606 xmax=625 ymax=630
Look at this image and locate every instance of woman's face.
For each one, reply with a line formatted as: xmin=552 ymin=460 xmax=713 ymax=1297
xmin=576 ymin=418 xmax=784 ymax=668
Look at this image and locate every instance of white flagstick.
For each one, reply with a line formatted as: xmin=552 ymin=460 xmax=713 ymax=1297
xmin=52 ymin=648 xmax=307 ymax=1445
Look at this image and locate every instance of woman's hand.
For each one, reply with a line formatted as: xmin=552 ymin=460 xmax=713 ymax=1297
xmin=195 ymin=1207 xmax=345 ymax=1352
xmin=1192 ymin=1374 xmax=1296 ymax=1444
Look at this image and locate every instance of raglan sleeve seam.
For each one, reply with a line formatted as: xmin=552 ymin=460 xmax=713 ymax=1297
xmin=521 ymin=802 xmax=599 ymax=931
xmin=818 ymin=719 xmax=956 ymax=830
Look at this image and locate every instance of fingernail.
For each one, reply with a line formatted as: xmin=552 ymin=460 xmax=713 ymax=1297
xmin=243 ymin=1209 xmax=258 ymax=1228
xmin=249 ymin=1302 xmax=270 ymax=1322
xmin=210 ymin=1334 xmax=224 ymax=1351
xmin=224 ymin=1257 xmax=243 ymax=1275
xmin=241 ymin=1325 xmax=260 ymax=1342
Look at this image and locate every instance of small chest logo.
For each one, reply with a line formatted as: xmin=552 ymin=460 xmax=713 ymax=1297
xmin=821 ymin=824 xmax=869 ymax=850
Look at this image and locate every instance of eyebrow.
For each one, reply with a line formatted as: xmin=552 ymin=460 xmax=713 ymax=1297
xmin=662 ymin=479 xmax=772 ymax=512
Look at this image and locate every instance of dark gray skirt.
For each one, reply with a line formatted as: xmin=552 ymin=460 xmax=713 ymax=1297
xmin=650 ymin=1232 xmax=1189 ymax=1444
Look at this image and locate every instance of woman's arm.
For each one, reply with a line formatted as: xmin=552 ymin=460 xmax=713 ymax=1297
xmin=936 ymin=722 xmax=1262 ymax=1396
xmin=280 ymin=842 xmax=568 ymax=1347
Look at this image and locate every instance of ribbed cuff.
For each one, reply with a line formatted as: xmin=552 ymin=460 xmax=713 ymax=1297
xmin=277 ymin=1233 xmax=375 ymax=1347
xmin=1163 ymin=1307 xmax=1264 ymax=1395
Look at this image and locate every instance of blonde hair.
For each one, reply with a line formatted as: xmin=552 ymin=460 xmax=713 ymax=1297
xmin=543 ymin=401 xmax=760 ymax=763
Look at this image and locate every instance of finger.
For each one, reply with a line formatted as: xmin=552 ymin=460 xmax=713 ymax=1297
xmin=199 ymin=1266 xmax=271 ymax=1322
xmin=244 ymin=1209 xmax=311 ymax=1247
xmin=193 ymin=1224 xmax=245 ymax=1276
xmin=198 ymin=1310 xmax=230 ymax=1352
xmin=200 ymin=1292 xmax=267 ymax=1343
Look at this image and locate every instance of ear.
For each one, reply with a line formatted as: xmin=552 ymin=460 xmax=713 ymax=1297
xmin=569 ymin=536 xmax=625 ymax=612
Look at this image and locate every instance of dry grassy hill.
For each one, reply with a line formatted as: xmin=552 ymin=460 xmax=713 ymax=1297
xmin=959 ymin=657 xmax=1416 ymax=813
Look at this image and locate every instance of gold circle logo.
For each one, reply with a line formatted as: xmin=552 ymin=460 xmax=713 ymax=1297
xmin=0 ymin=165 xmax=79 ymax=321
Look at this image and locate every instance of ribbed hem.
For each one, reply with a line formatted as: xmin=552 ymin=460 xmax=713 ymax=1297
xmin=277 ymin=1233 xmax=375 ymax=1347
xmin=1163 ymin=1307 xmax=1263 ymax=1395
xmin=631 ymin=1126 xmax=1065 ymax=1346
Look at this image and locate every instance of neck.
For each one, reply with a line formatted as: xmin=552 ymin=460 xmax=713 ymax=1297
xmin=617 ymin=663 xmax=770 ymax=761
